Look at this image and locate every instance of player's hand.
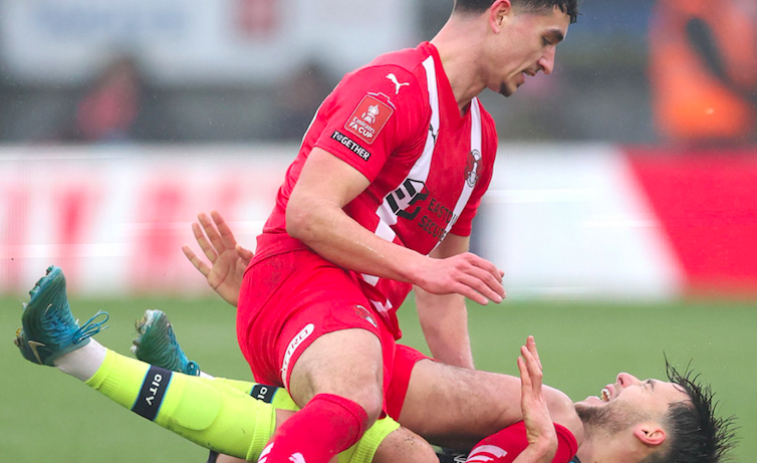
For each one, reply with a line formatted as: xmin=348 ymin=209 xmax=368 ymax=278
xmin=182 ymin=210 xmax=252 ymax=307
xmin=514 ymin=336 xmax=558 ymax=463
xmin=412 ymin=252 xmax=505 ymax=305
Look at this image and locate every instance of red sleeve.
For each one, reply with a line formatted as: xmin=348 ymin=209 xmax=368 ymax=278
xmin=467 ymin=421 xmax=578 ymax=463
xmin=314 ymin=65 xmax=429 ymax=183
xmin=450 ymin=107 xmax=498 ymax=237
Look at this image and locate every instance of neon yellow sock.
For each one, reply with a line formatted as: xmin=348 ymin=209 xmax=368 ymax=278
xmin=204 ymin=377 xmax=399 ymax=463
xmin=87 ymin=349 xmax=398 ymax=463
xmin=86 ymin=349 xmax=275 ymax=461
xmin=213 ymin=376 xmax=400 ymax=463
xmin=216 ymin=378 xmax=299 ymax=411
xmin=212 ymin=378 xmax=256 ymax=395
xmin=188 ymin=377 xmax=399 ymax=463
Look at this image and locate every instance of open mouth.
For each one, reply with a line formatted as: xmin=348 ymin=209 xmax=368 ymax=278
xmin=599 ymin=383 xmax=615 ymax=402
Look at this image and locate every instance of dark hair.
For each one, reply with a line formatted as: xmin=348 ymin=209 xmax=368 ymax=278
xmin=641 ymin=360 xmax=738 ymax=463
xmin=453 ymin=0 xmax=580 ymax=24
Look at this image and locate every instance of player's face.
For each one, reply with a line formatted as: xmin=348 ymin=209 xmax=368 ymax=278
xmin=575 ymin=372 xmax=690 ymax=419
xmin=487 ymin=5 xmax=570 ymax=97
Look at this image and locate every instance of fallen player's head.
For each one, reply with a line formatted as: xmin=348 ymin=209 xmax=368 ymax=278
xmin=574 ymin=361 xmax=736 ymax=463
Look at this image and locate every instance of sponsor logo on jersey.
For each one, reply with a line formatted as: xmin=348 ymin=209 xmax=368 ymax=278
xmin=281 ymin=323 xmax=315 ymax=385
xmin=418 ymin=196 xmax=458 ymax=242
xmin=332 ymin=130 xmax=371 ymax=161
xmin=345 ymin=95 xmax=393 ymax=145
xmin=385 ymin=178 xmax=429 ymax=221
xmin=466 ymin=445 xmax=507 ymax=463
xmin=384 ymin=178 xmax=459 ymax=243
xmin=465 ymin=149 xmax=482 ymax=188
xmin=289 ymin=453 xmax=306 ymax=463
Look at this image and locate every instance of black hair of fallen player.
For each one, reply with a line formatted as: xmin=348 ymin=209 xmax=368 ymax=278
xmin=453 ymin=0 xmax=580 ymax=24
xmin=640 ymin=359 xmax=738 ymax=463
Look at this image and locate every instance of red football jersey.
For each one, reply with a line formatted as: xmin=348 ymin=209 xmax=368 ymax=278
xmin=254 ymin=42 xmax=498 ymax=338
xmin=467 ymin=422 xmax=579 ymax=463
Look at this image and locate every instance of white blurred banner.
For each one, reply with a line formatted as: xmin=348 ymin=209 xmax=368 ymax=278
xmin=0 ymin=144 xmax=688 ymax=299
xmin=0 ymin=0 xmax=418 ymax=85
xmin=0 ymin=145 xmax=293 ymax=296
xmin=477 ymin=144 xmax=681 ymax=300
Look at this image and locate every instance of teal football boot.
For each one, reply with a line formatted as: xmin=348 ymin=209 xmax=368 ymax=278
xmin=131 ymin=309 xmax=200 ymax=376
xmin=14 ymin=266 xmax=108 ymax=366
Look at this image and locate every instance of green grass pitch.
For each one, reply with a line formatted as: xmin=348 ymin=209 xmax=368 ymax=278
xmin=1 ymin=295 xmax=754 ymax=462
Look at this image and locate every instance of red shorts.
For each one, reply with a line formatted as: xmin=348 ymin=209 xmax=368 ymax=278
xmin=237 ymin=249 xmax=429 ymax=417
xmin=386 ymin=344 xmax=429 ymax=420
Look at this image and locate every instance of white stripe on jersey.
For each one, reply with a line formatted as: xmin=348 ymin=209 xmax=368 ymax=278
xmin=431 ymin=97 xmax=482 ymax=253
xmin=361 ymin=57 xmax=483 ymax=286
xmin=375 ymin=56 xmax=439 ymax=232
xmin=361 ymin=56 xmax=440 ymax=284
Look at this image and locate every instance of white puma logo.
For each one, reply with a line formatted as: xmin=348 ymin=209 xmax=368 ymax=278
xmin=386 ymin=73 xmax=410 ymax=94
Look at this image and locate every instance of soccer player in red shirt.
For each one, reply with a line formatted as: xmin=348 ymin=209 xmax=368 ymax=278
xmin=234 ymin=2 xmax=574 ymax=462
xmin=19 ymin=0 xmax=576 ymax=459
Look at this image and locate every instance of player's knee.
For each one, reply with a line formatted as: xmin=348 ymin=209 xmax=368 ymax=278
xmin=311 ymin=376 xmax=384 ymax=424
xmin=349 ymin=389 xmax=383 ymax=425
xmin=399 ymin=444 xmax=438 ymax=463
xmin=347 ymin=369 xmax=384 ymax=423
xmin=373 ymin=427 xmax=438 ymax=463
xmin=403 ymin=442 xmax=438 ymax=463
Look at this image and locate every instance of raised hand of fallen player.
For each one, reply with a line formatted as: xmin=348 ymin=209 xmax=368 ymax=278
xmin=512 ymin=336 xmax=558 ymax=463
xmin=182 ymin=210 xmax=253 ymax=307
xmin=413 ymin=252 xmax=505 ymax=306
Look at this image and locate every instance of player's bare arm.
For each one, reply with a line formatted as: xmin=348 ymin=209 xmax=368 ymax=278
xmin=415 ymin=233 xmax=483 ymax=368
xmin=182 ymin=210 xmax=253 ymax=307
xmin=287 ymin=148 xmax=505 ymax=306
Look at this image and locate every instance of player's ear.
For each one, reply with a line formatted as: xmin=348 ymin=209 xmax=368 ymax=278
xmin=633 ymin=422 xmax=667 ymax=447
xmin=489 ymin=0 xmax=513 ymax=32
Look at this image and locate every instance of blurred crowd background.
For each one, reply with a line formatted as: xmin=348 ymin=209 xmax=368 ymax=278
xmin=1 ymin=0 xmax=756 ymax=299
xmin=1 ymin=0 xmax=755 ymax=147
